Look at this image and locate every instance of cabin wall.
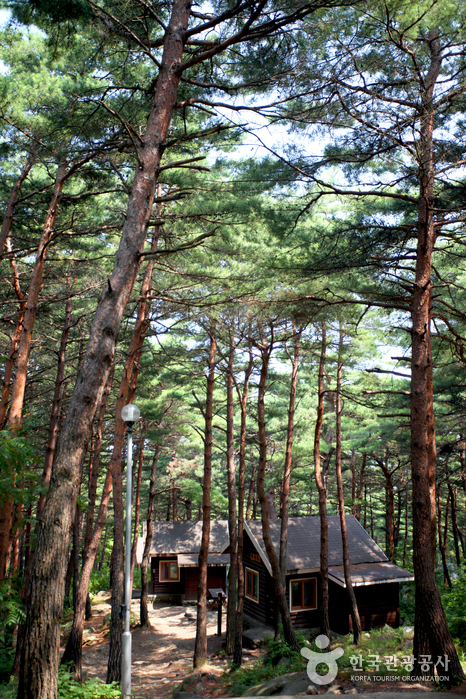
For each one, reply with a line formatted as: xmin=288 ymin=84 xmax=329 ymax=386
xmin=242 ymin=532 xmax=274 ymax=626
xmin=151 ymin=557 xmax=227 ymax=600
xmin=286 ymin=572 xmax=320 ymax=629
xmin=151 ymin=556 xmax=184 ymax=597
xmin=184 ymin=566 xmax=227 ymax=601
xmin=328 ymin=579 xmax=400 ymax=634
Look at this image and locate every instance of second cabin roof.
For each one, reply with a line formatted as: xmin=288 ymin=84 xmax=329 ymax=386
xmin=245 ymin=515 xmax=388 ymax=572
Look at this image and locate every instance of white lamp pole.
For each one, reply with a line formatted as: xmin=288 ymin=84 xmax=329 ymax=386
xmin=120 ymin=403 xmax=141 ymax=699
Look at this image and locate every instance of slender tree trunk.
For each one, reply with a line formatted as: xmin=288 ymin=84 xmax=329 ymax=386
xmin=353 ymin=453 xmax=366 ymax=522
xmin=0 ymin=163 xmax=67 ymax=580
xmin=437 ymin=490 xmax=452 ymax=588
xmin=0 ymin=239 xmax=27 ymax=427
xmin=279 ymin=325 xmax=301 ymax=589
xmin=233 ymin=341 xmax=253 ymax=666
xmin=255 ymin=325 xmax=299 ymax=652
xmin=403 ymin=482 xmax=409 ymax=568
xmin=130 ymin=440 xmax=144 ymax=586
xmin=374 ymin=453 xmax=395 ymax=562
xmin=225 ymin=334 xmax=237 ymax=655
xmin=18 ymin=5 xmax=192 ymax=693
xmin=106 ymin=449 xmax=125 ymax=684
xmin=0 ymin=148 xmax=36 ymax=258
xmin=445 ymin=464 xmax=461 ymax=566
xmin=314 ymin=323 xmax=330 ymax=639
xmin=141 ymin=443 xmax=161 ymax=627
xmin=335 ymin=327 xmax=362 ymax=644
xmin=194 ymin=326 xmax=216 ymax=668
xmin=246 ymin=465 xmax=256 ymax=520
xmin=410 ymin=31 xmax=463 ymax=682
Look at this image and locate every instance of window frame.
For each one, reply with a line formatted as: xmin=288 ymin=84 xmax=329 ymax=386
xmin=245 ymin=566 xmax=259 ymax=603
xmin=159 ymin=559 xmax=180 ymax=582
xmin=289 ymin=577 xmax=317 ymax=611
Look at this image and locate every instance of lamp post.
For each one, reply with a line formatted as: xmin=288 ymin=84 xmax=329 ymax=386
xmin=120 ymin=402 xmax=141 ymax=699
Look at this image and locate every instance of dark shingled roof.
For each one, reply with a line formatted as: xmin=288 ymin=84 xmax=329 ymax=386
xmin=148 ymin=520 xmax=229 ymax=555
xmin=245 ymin=515 xmax=388 ymax=571
xmin=329 ymin=562 xmax=414 ymax=587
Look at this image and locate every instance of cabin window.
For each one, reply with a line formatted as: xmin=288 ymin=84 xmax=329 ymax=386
xmin=290 ymin=577 xmax=317 ymax=611
xmin=245 ymin=567 xmax=259 ymax=603
xmin=159 ymin=560 xmax=180 ymax=582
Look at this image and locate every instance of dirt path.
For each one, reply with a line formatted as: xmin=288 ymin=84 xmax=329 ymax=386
xmin=79 ymin=597 xmax=237 ymax=699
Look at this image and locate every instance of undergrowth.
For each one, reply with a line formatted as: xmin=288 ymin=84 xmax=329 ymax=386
xmin=0 ymin=670 xmax=120 ymax=699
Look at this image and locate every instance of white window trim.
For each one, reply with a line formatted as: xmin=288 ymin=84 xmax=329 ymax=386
xmin=159 ymin=559 xmax=180 ymax=582
xmin=289 ymin=577 xmax=317 ymax=611
xmin=245 ymin=566 xmax=259 ymax=604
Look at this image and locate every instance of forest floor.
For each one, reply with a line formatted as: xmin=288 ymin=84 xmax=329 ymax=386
xmin=76 ymin=596 xmax=241 ymax=699
xmin=74 ymin=596 xmax=466 ymax=699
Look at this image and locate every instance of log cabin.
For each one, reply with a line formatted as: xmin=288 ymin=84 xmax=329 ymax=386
xmin=243 ymin=515 xmax=414 ymax=634
xmin=136 ymin=520 xmax=230 ymax=601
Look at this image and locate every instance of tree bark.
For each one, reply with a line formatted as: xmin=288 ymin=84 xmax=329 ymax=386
xmin=18 ymin=2 xmax=191 ymax=685
xmin=255 ymin=324 xmax=299 ymax=652
xmin=194 ymin=326 xmax=216 ymax=668
xmin=335 ymin=326 xmax=362 ymax=644
xmin=37 ymin=270 xmax=74 ymax=522
xmin=314 ymin=322 xmax=331 ymax=639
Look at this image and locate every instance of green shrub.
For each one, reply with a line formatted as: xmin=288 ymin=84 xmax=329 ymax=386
xmin=441 ymin=569 xmax=466 ymax=643
xmin=57 ymin=669 xmax=120 ymax=698
xmin=0 ymin=578 xmax=25 ymax=682
xmin=0 ymin=670 xmax=120 ymax=699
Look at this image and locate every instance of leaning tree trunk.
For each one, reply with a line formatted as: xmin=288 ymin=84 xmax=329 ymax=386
xmin=410 ymin=29 xmax=463 ymax=683
xmin=18 ymin=4 xmax=192 ymax=693
xmin=225 ymin=333 xmax=238 ymax=655
xmin=233 ymin=340 xmax=253 ymax=666
xmin=255 ymin=324 xmax=299 ymax=652
xmin=194 ymin=326 xmax=216 ymax=668
xmin=0 ymin=162 xmax=67 ymax=580
xmin=335 ymin=327 xmax=362 ymax=644
xmin=61 ymin=227 xmax=158 ymax=678
xmin=314 ymin=322 xmax=331 ymax=640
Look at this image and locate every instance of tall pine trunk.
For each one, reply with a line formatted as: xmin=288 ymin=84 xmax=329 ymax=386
xmin=255 ymin=324 xmax=299 ymax=652
xmin=140 ymin=443 xmax=161 ymax=627
xmin=314 ymin=322 xmax=330 ymax=639
xmin=279 ymin=324 xmax=301 ymax=608
xmin=194 ymin=326 xmax=216 ymax=668
xmin=335 ymin=326 xmax=362 ymax=644
xmin=233 ymin=341 xmax=253 ymax=666
xmin=225 ymin=334 xmax=237 ymax=654
xmin=18 ymin=4 xmax=192 ymax=692
xmin=410 ymin=30 xmax=463 ymax=682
